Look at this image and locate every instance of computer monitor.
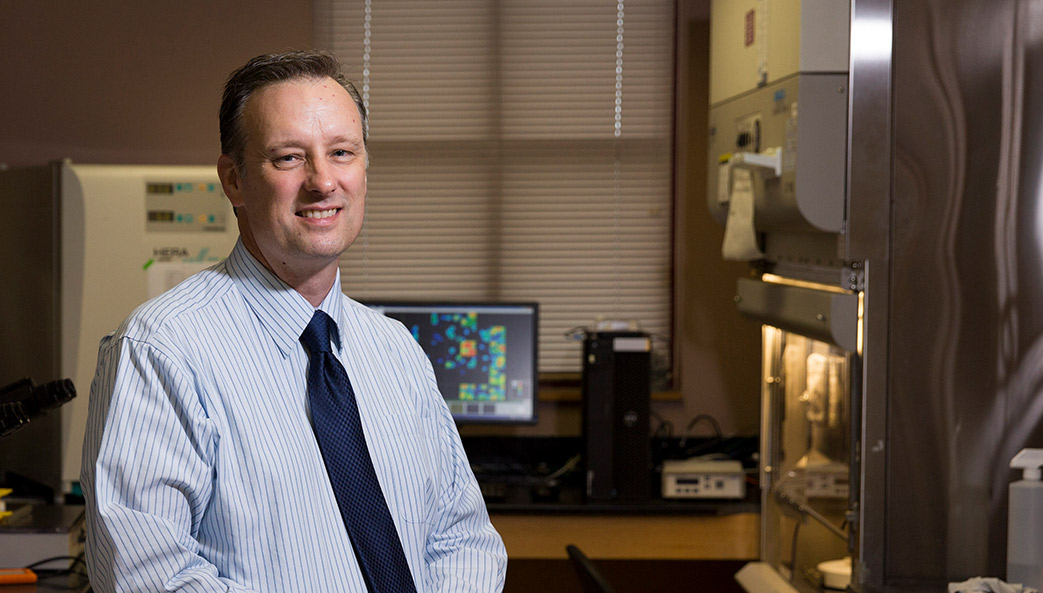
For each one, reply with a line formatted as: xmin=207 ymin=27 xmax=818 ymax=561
xmin=364 ymin=301 xmax=539 ymax=424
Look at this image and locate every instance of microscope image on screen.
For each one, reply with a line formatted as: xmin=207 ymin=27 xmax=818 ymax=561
xmin=405 ymin=312 xmax=520 ymax=402
xmin=365 ymin=301 xmax=539 ymax=424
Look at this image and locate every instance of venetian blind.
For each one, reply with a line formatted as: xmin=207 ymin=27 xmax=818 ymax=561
xmin=314 ymin=0 xmax=675 ymax=375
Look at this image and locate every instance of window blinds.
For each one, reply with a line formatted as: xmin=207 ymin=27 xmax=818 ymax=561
xmin=314 ymin=0 xmax=675 ymax=375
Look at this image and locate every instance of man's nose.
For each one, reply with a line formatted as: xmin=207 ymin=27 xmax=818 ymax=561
xmin=306 ymin=159 xmax=336 ymax=195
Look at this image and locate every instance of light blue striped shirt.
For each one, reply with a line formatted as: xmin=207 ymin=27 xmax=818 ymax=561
xmin=80 ymin=240 xmax=507 ymax=593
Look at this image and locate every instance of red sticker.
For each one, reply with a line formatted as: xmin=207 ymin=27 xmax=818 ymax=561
xmin=745 ymin=9 xmax=755 ymax=47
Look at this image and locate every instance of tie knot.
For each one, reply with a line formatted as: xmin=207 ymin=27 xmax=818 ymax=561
xmin=300 ymin=310 xmax=337 ymax=354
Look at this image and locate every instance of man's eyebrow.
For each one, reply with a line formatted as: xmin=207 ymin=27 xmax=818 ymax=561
xmin=262 ymin=137 xmax=364 ymax=154
xmin=329 ymin=135 xmax=364 ymax=148
xmin=262 ymin=141 xmax=305 ymax=155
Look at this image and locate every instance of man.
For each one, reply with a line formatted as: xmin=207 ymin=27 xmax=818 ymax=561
xmin=80 ymin=50 xmax=507 ymax=592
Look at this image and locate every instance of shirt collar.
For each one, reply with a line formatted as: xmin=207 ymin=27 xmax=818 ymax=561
xmin=316 ymin=276 xmax=344 ymax=353
xmin=226 ymin=239 xmax=344 ymax=357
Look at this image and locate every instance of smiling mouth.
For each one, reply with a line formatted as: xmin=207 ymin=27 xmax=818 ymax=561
xmin=298 ymin=208 xmax=340 ymax=219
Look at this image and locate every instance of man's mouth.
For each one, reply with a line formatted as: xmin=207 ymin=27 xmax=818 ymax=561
xmin=298 ymin=208 xmax=339 ymax=219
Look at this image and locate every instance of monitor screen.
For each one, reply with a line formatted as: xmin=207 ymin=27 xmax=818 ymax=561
xmin=364 ymin=301 xmax=538 ymax=424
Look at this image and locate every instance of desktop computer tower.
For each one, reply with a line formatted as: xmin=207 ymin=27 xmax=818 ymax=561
xmin=581 ymin=331 xmax=652 ymax=501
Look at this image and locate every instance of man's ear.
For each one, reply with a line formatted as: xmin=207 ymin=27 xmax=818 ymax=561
xmin=217 ymin=154 xmax=244 ymax=208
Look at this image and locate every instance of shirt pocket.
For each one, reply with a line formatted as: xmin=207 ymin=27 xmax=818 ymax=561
xmin=368 ymin=411 xmax=440 ymax=526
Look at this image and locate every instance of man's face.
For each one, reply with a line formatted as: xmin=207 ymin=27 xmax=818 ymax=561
xmin=219 ymin=76 xmax=367 ymax=284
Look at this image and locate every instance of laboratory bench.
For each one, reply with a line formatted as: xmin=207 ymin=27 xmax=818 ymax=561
xmin=466 ymin=435 xmax=761 ymax=592
xmin=1 ymin=574 xmax=90 ymax=593
xmin=0 ymin=504 xmax=87 ymax=593
xmin=491 ymin=508 xmax=758 ymax=593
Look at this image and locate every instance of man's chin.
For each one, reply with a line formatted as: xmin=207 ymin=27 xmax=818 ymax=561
xmin=288 ymin=243 xmax=353 ymax=268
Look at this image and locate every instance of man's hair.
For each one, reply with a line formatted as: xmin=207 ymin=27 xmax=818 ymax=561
xmin=219 ymin=50 xmax=368 ymax=168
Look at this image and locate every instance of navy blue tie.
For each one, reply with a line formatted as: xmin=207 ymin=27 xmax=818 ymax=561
xmin=300 ymin=310 xmax=417 ymax=593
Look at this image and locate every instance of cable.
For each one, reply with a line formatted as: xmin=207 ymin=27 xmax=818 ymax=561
xmin=649 ymin=410 xmax=673 ymax=439
xmin=536 ymin=454 xmax=582 ymax=484
xmin=789 ymin=516 xmax=802 ymax=583
xmin=563 ymin=326 xmax=588 ymax=342
xmin=678 ymin=413 xmax=723 ymax=448
xmin=24 ymin=555 xmax=85 ymax=571
xmin=25 ymin=553 xmax=89 ymax=579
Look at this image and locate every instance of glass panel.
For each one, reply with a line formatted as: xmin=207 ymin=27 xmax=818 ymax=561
xmin=762 ymin=326 xmax=853 ymax=592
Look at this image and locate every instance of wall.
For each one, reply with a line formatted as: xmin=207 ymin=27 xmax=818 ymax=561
xmin=0 ymin=2 xmax=314 ymax=168
xmin=668 ymin=0 xmax=761 ymax=438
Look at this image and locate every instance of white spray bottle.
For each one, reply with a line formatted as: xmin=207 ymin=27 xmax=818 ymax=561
xmin=1008 ymin=448 xmax=1043 ymax=591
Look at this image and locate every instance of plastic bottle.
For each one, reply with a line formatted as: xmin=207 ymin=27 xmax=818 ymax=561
xmin=1008 ymin=448 xmax=1043 ymax=591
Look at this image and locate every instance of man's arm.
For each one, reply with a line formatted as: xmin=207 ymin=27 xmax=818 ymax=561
xmin=423 ymin=403 xmax=508 ymax=593
xmin=81 ymin=335 xmax=254 ymax=593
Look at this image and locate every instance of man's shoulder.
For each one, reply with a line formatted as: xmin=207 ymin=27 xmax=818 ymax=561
xmin=116 ymin=263 xmax=239 ymax=343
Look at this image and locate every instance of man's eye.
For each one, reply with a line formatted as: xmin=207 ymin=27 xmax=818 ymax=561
xmin=272 ymin=154 xmax=301 ymax=167
xmin=333 ymin=149 xmax=351 ymax=158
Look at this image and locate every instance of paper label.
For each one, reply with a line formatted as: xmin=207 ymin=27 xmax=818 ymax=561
xmin=721 ymin=167 xmax=765 ymax=261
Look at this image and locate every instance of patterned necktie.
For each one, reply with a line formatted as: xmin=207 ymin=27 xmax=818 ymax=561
xmin=300 ymin=310 xmax=418 ymax=593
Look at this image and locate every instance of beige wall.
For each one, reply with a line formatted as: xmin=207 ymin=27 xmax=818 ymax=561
xmin=1 ymin=1 xmax=760 ymax=437
xmin=665 ymin=1 xmax=761 ymax=438
xmin=0 ymin=2 xmax=313 ymax=168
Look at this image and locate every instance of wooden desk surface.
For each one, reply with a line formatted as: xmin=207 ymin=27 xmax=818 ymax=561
xmin=490 ymin=511 xmax=759 ymax=560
